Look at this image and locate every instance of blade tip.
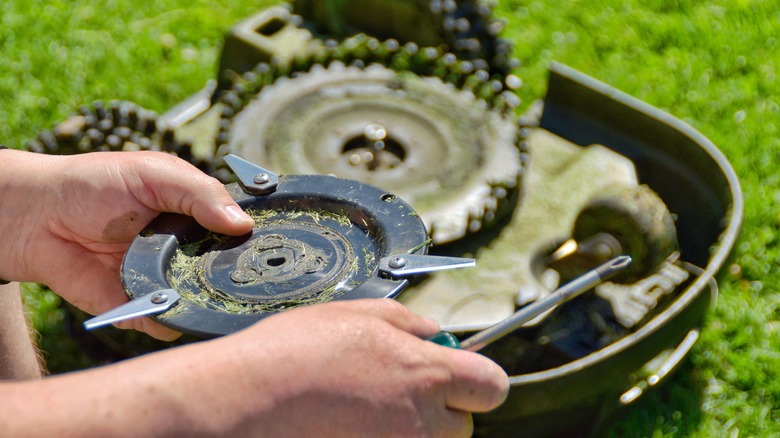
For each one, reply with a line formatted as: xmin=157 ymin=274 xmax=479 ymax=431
xmin=614 ymin=255 xmax=633 ymax=268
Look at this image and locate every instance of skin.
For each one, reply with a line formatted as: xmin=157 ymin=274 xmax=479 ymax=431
xmin=0 ymin=282 xmax=43 ymax=380
xmin=0 ymin=149 xmax=509 ymax=436
xmin=0 ymin=149 xmax=256 ymax=339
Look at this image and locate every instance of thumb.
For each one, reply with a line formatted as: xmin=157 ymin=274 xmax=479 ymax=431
xmin=191 ymin=195 xmax=256 ymax=236
xmin=132 ymin=153 xmax=255 ymax=235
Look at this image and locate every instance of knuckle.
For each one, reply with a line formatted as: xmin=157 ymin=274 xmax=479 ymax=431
xmin=373 ymin=297 xmax=407 ymax=313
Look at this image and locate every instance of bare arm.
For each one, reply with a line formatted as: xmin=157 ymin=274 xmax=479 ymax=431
xmin=0 ymin=150 xmax=508 ymax=436
xmin=0 ymin=148 xmax=254 ymax=338
xmin=0 ymin=299 xmax=508 ymax=437
xmin=0 ymin=282 xmax=43 ymax=380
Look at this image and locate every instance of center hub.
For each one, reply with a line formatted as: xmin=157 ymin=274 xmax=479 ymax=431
xmin=202 ymin=222 xmax=353 ymax=303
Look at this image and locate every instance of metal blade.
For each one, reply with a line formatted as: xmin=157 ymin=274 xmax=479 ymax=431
xmin=83 ymin=289 xmax=181 ymax=330
xmin=224 ymin=154 xmax=279 ymax=194
xmin=379 ymin=254 xmax=476 ymax=277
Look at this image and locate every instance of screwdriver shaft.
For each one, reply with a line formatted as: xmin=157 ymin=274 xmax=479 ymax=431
xmin=459 ymin=255 xmax=632 ymax=352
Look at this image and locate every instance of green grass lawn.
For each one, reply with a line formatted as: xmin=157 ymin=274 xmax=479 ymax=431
xmin=2 ymin=0 xmax=777 ymax=436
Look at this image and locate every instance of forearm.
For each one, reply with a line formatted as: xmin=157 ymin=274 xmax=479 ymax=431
xmin=0 ymin=299 xmax=509 ymax=437
xmin=0 ymin=282 xmax=43 ymax=380
xmin=0 ymin=149 xmax=47 ymax=378
xmin=0 ymin=339 xmax=257 ymax=437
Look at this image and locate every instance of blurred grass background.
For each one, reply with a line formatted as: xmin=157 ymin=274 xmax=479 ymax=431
xmin=1 ymin=0 xmax=777 ymax=436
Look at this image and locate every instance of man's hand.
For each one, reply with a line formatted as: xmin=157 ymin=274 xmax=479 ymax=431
xmin=0 ymin=149 xmax=510 ymax=436
xmin=220 ymin=299 xmax=510 ymax=437
xmin=0 ymin=150 xmax=254 ymax=338
xmin=1 ymin=299 xmax=509 ymax=437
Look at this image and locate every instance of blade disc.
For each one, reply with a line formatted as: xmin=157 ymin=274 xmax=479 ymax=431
xmin=121 ymin=173 xmax=428 ymax=338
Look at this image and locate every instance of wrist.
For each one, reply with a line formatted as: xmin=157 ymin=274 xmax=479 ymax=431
xmin=0 ymin=146 xmax=11 ymax=283
xmin=0 ymin=146 xmax=56 ymax=283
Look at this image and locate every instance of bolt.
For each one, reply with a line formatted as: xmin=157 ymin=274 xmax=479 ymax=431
xmin=388 ymin=257 xmax=408 ymax=269
xmin=364 ymin=123 xmax=387 ymax=142
xmin=150 ymin=292 xmax=168 ymax=304
xmin=254 ymin=173 xmax=271 ymax=184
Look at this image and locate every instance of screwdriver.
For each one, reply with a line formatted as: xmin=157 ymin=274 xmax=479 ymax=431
xmin=428 ymin=255 xmax=632 ymax=351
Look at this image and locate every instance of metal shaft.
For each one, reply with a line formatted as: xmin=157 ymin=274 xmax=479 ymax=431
xmin=459 ymin=255 xmax=632 ymax=352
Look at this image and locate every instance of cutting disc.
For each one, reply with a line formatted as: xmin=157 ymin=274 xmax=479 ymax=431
xmin=121 ymin=172 xmax=428 ymax=338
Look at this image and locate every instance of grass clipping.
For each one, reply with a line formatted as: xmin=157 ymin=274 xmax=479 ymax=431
xmin=162 ymin=208 xmax=359 ymax=317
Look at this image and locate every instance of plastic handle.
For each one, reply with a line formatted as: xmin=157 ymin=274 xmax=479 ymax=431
xmin=427 ymin=331 xmax=462 ymax=349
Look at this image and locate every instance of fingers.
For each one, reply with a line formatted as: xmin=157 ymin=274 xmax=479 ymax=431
xmin=314 ymin=299 xmax=507 ymax=413
xmin=128 ymin=152 xmax=255 ymax=235
xmin=187 ymin=184 xmax=256 ymax=236
xmin=113 ymin=317 xmax=182 ymax=341
xmin=41 ymin=250 xmax=182 ymax=341
xmin=442 ymin=410 xmax=474 ymax=438
xmin=328 ymin=299 xmax=441 ymax=338
xmin=443 ymin=348 xmax=510 ymax=413
xmin=317 ymin=299 xmax=508 ymax=413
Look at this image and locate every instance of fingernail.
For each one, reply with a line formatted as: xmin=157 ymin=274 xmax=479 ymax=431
xmin=225 ymin=205 xmax=254 ymax=225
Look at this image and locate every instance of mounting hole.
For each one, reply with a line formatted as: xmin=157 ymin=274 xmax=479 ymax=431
xmin=266 ymin=257 xmax=287 ymax=267
xmin=381 ymin=194 xmax=396 ymax=202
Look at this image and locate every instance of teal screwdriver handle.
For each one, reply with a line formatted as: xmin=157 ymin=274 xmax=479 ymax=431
xmin=427 ymin=331 xmax=461 ymax=349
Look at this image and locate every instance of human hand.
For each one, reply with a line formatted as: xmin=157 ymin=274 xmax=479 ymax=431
xmin=0 ymin=149 xmax=254 ymax=339
xmin=2 ymin=299 xmax=508 ymax=436
xmin=203 ymin=299 xmax=510 ymax=437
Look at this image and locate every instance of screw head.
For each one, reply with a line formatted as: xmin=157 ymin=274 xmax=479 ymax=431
xmin=150 ymin=292 xmax=169 ymax=304
xmin=253 ymin=173 xmax=271 ymax=184
xmin=388 ymin=257 xmax=408 ymax=269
